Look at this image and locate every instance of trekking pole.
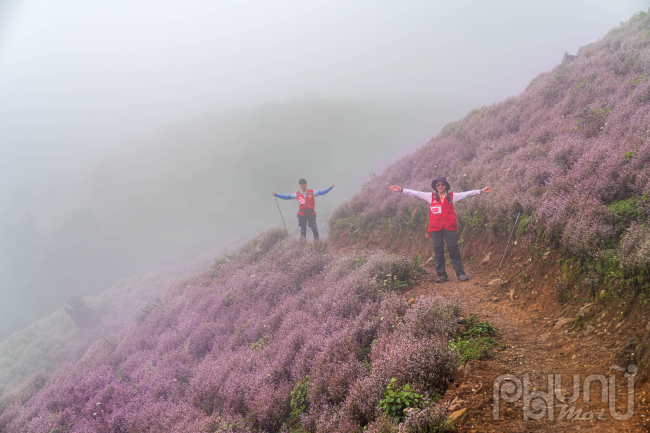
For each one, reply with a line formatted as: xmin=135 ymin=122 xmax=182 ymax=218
xmin=274 ymin=195 xmax=288 ymax=232
xmin=498 ymin=197 xmax=525 ymax=271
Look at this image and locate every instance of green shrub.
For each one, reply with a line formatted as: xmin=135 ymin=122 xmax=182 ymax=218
xmin=289 ymin=378 xmax=310 ymax=421
xmin=459 ymin=314 xmax=496 ymax=338
xmin=451 ymin=316 xmax=499 ymax=364
xmin=609 ymin=197 xmax=638 ymax=228
xmin=450 ymin=337 xmax=498 ymax=364
xmin=377 ymin=378 xmax=423 ymax=423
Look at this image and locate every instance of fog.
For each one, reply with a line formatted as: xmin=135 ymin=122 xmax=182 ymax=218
xmin=0 ymin=0 xmax=647 ymax=340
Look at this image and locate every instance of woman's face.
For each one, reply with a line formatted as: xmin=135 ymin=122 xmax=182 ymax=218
xmin=435 ymin=182 xmax=447 ymax=194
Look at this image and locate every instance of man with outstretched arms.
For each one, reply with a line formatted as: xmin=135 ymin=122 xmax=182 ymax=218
xmin=389 ymin=177 xmax=493 ymax=283
xmin=273 ymin=178 xmax=334 ymax=240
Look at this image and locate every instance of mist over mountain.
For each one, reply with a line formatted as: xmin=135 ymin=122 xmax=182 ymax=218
xmin=0 ymin=249 xmax=217 ymax=396
xmin=0 ymin=96 xmax=476 ymax=340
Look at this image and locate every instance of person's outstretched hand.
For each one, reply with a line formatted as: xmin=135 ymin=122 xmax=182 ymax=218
xmin=272 ymin=191 xmax=276 ymax=196
xmin=388 ymin=185 xmax=403 ymax=192
xmin=331 ymin=183 xmax=335 ymax=188
xmin=482 ymin=187 xmax=494 ymax=193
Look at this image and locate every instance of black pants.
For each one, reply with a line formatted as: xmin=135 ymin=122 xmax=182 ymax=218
xmin=298 ymin=213 xmax=319 ymax=239
xmin=431 ymin=229 xmax=465 ymax=277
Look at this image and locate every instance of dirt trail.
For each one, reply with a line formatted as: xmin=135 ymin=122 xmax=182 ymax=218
xmin=401 ymin=259 xmax=650 ymax=432
xmin=334 ymin=230 xmax=650 ymax=431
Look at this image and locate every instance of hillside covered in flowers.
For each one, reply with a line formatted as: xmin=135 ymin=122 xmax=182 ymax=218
xmin=0 ymin=230 xmax=460 ymax=432
xmin=5 ymin=9 xmax=650 ymax=433
xmin=331 ymin=10 xmax=650 ymax=283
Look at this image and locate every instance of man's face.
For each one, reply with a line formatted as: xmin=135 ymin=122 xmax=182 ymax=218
xmin=300 ymin=183 xmax=307 ymax=192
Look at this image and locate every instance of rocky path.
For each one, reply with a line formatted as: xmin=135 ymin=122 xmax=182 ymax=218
xmin=403 ymin=261 xmax=650 ymax=432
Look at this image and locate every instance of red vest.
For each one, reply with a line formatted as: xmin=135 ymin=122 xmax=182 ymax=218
xmin=428 ymin=192 xmax=457 ymax=235
xmin=296 ymin=189 xmax=315 ymax=216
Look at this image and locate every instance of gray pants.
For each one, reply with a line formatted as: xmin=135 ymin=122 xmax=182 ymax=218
xmin=431 ymin=229 xmax=465 ymax=277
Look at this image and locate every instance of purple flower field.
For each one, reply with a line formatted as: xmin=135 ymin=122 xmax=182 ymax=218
xmin=6 ymin=9 xmax=650 ymax=433
xmin=331 ymin=10 xmax=650 ymax=279
xmin=0 ymin=229 xmax=460 ymax=432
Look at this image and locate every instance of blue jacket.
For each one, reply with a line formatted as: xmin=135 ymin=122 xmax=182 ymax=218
xmin=275 ymin=186 xmax=333 ymax=201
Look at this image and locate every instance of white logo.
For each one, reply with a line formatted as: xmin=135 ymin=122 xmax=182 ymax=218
xmin=493 ymin=365 xmax=637 ymax=422
xmin=430 ymin=205 xmax=442 ymax=214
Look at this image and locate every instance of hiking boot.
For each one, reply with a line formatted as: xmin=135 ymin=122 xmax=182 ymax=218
xmin=457 ymin=273 xmax=469 ymax=281
xmin=435 ymin=275 xmax=449 ymax=283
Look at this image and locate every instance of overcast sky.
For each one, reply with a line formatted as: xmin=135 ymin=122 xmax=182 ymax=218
xmin=0 ymin=0 xmax=648 ymax=191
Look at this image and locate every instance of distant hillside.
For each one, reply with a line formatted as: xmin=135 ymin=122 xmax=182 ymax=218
xmin=0 ymin=96 xmax=476 ymax=340
xmin=0 ymin=247 xmax=220 ymax=396
xmin=331 ymin=11 xmax=650 ymax=289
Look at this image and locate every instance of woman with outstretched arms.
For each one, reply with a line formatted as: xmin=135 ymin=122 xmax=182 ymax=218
xmin=389 ymin=177 xmax=493 ymax=282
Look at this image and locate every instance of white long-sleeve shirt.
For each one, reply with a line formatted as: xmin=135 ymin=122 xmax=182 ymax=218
xmin=402 ymin=189 xmax=482 ymax=203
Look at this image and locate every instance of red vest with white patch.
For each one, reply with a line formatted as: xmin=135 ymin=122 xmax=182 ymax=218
xmin=296 ymin=189 xmax=315 ymax=216
xmin=428 ymin=192 xmax=457 ymax=234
